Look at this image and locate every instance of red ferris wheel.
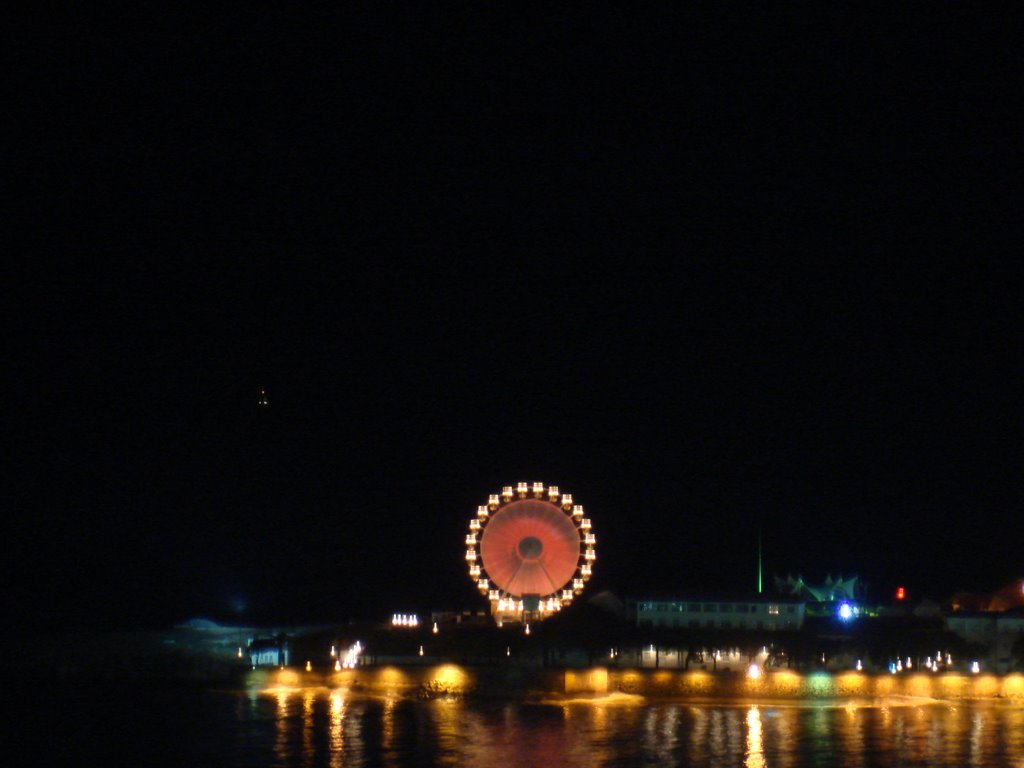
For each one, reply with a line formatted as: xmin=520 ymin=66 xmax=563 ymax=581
xmin=466 ymin=482 xmax=595 ymax=623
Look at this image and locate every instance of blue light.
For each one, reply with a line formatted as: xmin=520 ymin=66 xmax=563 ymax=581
xmin=838 ymin=602 xmax=853 ymax=621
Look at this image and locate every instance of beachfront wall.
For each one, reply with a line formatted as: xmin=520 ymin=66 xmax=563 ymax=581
xmin=251 ymin=666 xmax=1024 ymax=702
xmin=607 ymin=668 xmax=1024 ymax=701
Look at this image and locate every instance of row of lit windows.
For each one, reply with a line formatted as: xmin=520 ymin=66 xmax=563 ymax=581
xmin=640 ymin=618 xmax=799 ymax=630
xmin=948 ymin=619 xmax=1024 ymax=632
xmin=638 ymin=602 xmax=797 ymax=615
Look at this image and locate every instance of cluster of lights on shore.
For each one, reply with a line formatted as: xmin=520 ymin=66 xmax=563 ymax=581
xmin=327 ymin=640 xmax=363 ymax=670
xmin=619 ymin=642 xmax=985 ymax=678
xmin=833 ymin=601 xmax=985 ymax=674
xmin=884 ymin=651 xmax=980 ymax=674
xmin=467 ymin=483 xmax=595 ymax=621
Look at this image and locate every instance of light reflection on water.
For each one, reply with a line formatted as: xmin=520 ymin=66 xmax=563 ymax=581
xmin=38 ymin=686 xmax=1024 ymax=767
xmin=746 ymin=705 xmax=764 ymax=768
xmin=328 ymin=691 xmax=344 ymax=768
xmin=265 ymin=692 xmax=1024 ymax=768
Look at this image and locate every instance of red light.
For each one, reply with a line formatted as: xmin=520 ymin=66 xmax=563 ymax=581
xmin=896 ymin=587 xmax=905 ymax=600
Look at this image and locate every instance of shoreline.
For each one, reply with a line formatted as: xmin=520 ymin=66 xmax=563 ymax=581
xmin=14 ymin=665 xmax=1022 ymax=705
xmin=244 ymin=666 xmax=1024 ymax=703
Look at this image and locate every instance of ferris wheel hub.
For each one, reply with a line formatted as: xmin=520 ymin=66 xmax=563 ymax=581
xmin=517 ymin=536 xmax=543 ymax=559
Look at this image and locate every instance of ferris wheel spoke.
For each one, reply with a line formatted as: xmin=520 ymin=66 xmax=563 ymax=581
xmin=536 ymin=559 xmax=558 ymax=595
xmin=506 ymin=555 xmax=528 ymax=595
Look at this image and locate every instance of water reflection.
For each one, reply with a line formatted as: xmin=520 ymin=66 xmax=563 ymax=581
xmin=428 ymin=698 xmax=463 ymax=766
xmin=971 ymin=707 xmax=985 ymax=766
xmin=241 ymin=689 xmax=1024 ymax=767
xmin=274 ymin=689 xmax=290 ymax=766
xmin=771 ymin=703 xmax=796 ymax=768
xmin=380 ymin=696 xmax=396 ymax=768
xmin=686 ymin=705 xmax=706 ymax=764
xmin=328 ymin=692 xmax=344 ymax=768
xmin=745 ymin=706 xmax=764 ymax=768
xmin=301 ymin=690 xmax=314 ymax=768
xmin=709 ymin=707 xmax=725 ymax=763
xmin=837 ymin=703 xmax=864 ymax=768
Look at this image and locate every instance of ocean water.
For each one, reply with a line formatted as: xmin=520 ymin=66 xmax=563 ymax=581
xmin=24 ymin=685 xmax=1024 ymax=767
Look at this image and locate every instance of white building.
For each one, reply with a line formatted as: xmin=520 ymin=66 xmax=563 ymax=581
xmin=632 ymin=596 xmax=805 ymax=632
xmin=248 ymin=637 xmax=290 ymax=667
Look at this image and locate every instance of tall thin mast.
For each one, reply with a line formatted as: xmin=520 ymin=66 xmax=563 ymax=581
xmin=757 ymin=524 xmax=763 ymax=595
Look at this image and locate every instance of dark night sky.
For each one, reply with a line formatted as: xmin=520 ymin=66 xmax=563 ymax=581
xmin=9 ymin=5 xmax=1023 ymax=629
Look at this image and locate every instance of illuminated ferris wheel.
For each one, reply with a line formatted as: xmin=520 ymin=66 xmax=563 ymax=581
xmin=466 ymin=482 xmax=596 ymax=623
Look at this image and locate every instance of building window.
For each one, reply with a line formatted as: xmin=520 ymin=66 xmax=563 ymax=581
xmin=689 ymin=604 xmax=702 ymax=612
xmin=720 ymin=604 xmax=733 ymax=613
xmin=768 ymin=604 xmax=780 ymax=615
xmin=704 ymin=604 xmax=718 ymax=613
xmin=736 ymin=605 xmax=749 ymax=613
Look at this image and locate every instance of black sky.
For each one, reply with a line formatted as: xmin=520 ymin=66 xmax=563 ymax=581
xmin=10 ymin=5 xmax=1023 ymax=629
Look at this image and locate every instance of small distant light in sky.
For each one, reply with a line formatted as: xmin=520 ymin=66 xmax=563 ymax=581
xmin=258 ymin=388 xmax=269 ymax=406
